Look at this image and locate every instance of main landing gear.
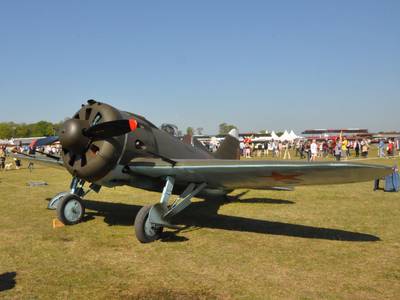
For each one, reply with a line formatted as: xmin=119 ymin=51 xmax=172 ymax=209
xmin=134 ymin=176 xmax=206 ymax=243
xmin=50 ymin=177 xmax=101 ymax=225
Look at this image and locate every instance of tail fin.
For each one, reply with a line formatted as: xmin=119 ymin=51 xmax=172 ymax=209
xmin=213 ymin=129 xmax=240 ymax=160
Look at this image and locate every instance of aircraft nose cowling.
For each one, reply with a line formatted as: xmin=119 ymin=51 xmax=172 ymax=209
xmin=61 ymin=100 xmax=125 ymax=182
xmin=59 ymin=119 xmax=90 ymax=155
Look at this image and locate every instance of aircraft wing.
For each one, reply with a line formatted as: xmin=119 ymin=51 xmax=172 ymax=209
xmin=11 ymin=152 xmax=64 ymax=169
xmin=128 ymin=159 xmax=392 ymax=190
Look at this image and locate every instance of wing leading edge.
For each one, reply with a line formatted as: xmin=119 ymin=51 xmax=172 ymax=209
xmin=129 ymin=159 xmax=392 ymax=190
xmin=11 ymin=153 xmax=64 ymax=169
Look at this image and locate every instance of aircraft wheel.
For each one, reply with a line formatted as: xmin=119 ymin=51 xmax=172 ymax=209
xmin=57 ymin=194 xmax=85 ymax=225
xmin=134 ymin=205 xmax=163 ymax=243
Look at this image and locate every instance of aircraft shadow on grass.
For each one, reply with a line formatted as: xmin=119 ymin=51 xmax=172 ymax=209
xmin=0 ymin=272 xmax=16 ymax=292
xmin=79 ymin=196 xmax=380 ymax=243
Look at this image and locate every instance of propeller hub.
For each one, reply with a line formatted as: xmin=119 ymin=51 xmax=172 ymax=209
xmin=59 ymin=119 xmax=91 ymax=154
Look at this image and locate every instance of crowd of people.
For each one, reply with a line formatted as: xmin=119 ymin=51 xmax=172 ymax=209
xmin=0 ymin=136 xmax=399 ymax=171
xmin=0 ymin=145 xmax=22 ymax=170
xmin=0 ymin=143 xmax=62 ymax=171
xmin=238 ymin=137 xmax=400 ymax=161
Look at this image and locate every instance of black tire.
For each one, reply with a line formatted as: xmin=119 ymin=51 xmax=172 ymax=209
xmin=57 ymin=194 xmax=85 ymax=225
xmin=134 ymin=205 xmax=163 ymax=243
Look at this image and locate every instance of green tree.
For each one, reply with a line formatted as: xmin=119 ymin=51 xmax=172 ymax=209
xmin=219 ymin=123 xmax=237 ymax=135
xmin=186 ymin=126 xmax=194 ymax=136
xmin=0 ymin=123 xmax=13 ymax=139
xmin=15 ymin=124 xmax=32 ymax=137
xmin=31 ymin=121 xmax=54 ymax=136
xmin=0 ymin=121 xmax=63 ymax=138
xmin=52 ymin=121 xmax=64 ymax=135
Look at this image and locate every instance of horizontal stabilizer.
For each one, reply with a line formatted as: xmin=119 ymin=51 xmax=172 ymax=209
xmin=182 ymin=135 xmax=210 ymax=153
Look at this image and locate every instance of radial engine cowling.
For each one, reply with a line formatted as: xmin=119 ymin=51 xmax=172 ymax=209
xmin=60 ymin=101 xmax=125 ymax=182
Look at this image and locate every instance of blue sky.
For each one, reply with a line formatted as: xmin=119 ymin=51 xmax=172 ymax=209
xmin=0 ymin=1 xmax=399 ymax=134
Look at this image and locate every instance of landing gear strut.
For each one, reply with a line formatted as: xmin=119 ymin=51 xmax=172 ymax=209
xmin=48 ymin=177 xmax=102 ymax=210
xmin=134 ymin=176 xmax=206 ymax=243
xmin=51 ymin=177 xmax=101 ymax=225
xmin=48 ymin=177 xmax=86 ymax=210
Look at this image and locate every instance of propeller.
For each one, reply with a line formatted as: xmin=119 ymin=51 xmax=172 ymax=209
xmin=83 ymin=119 xmax=138 ymax=139
xmin=60 ymin=118 xmax=138 ymax=155
xmin=34 ymin=119 xmax=137 ymax=148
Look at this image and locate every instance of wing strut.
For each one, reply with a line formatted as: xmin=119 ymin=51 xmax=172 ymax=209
xmin=134 ymin=177 xmax=206 ymax=243
xmin=149 ymin=176 xmax=206 ymax=227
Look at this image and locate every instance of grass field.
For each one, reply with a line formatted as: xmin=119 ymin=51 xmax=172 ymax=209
xmin=0 ymin=155 xmax=399 ymax=299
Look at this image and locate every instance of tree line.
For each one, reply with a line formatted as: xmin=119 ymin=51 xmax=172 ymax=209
xmin=0 ymin=121 xmax=63 ymax=139
xmin=185 ymin=123 xmax=238 ymax=136
xmin=0 ymin=121 xmax=273 ymax=139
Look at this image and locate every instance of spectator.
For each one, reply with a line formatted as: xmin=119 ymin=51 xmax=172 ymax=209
xmin=305 ymin=141 xmax=311 ymax=162
xmin=346 ymin=141 xmax=352 ymax=158
xmin=277 ymin=141 xmax=283 ymax=158
xmin=310 ymin=139 xmax=318 ymax=161
xmin=387 ymin=139 xmax=394 ymax=157
xmin=330 ymin=140 xmax=336 ymax=157
xmin=299 ymin=141 xmax=305 ymax=159
xmin=361 ymin=139 xmax=369 ymax=157
xmin=318 ymin=142 xmax=323 ymax=158
xmin=239 ymin=142 xmax=245 ymax=157
xmin=243 ymin=137 xmax=252 ymax=158
xmin=378 ymin=139 xmax=385 ymax=158
xmin=0 ymin=146 xmax=6 ymax=170
xmin=341 ymin=137 xmax=348 ymax=160
xmin=263 ymin=141 xmax=269 ymax=156
xmin=267 ymin=140 xmax=274 ymax=157
xmin=322 ymin=140 xmax=329 ymax=157
xmin=255 ymin=143 xmax=263 ymax=157
xmin=295 ymin=141 xmax=301 ymax=157
xmin=283 ymin=142 xmax=291 ymax=160
xmin=13 ymin=157 xmax=21 ymax=170
xmin=333 ymin=138 xmax=343 ymax=161
xmin=334 ymin=139 xmax=342 ymax=161
xmin=354 ymin=139 xmax=360 ymax=158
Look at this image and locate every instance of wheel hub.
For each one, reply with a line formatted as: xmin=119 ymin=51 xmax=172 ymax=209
xmin=64 ymin=200 xmax=83 ymax=223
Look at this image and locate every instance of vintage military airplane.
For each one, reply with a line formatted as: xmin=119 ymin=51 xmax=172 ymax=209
xmin=16 ymin=99 xmax=392 ymax=243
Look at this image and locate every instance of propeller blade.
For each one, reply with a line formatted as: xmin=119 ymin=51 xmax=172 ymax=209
xmin=84 ymin=119 xmax=137 ymax=139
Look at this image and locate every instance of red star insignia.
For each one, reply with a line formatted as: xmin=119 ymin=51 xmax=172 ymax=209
xmin=263 ymin=172 xmax=303 ymax=182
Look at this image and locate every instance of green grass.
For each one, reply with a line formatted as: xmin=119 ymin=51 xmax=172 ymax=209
xmin=0 ymin=155 xmax=399 ymax=299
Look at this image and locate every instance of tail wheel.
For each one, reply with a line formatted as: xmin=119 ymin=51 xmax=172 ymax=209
xmin=57 ymin=194 xmax=85 ymax=225
xmin=134 ymin=205 xmax=163 ymax=243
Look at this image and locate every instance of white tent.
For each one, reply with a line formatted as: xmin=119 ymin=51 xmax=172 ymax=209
xmin=288 ymin=130 xmax=299 ymax=140
xmin=279 ymin=130 xmax=291 ymax=141
xmin=271 ymin=131 xmax=279 ymax=140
